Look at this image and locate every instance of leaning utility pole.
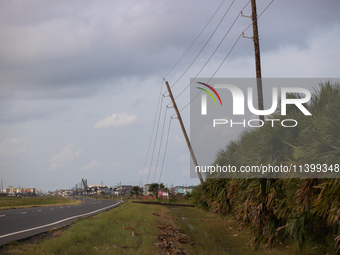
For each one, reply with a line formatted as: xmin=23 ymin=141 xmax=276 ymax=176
xmin=164 ymin=80 xmax=204 ymax=184
xmin=251 ymin=0 xmax=264 ymax=121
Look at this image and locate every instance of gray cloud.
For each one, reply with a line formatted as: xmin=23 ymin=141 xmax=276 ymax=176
xmin=1 ymin=0 xmax=339 ymax=95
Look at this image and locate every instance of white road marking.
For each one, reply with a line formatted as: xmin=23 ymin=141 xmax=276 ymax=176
xmin=37 ymin=210 xmax=42 ymax=212
xmin=0 ymin=215 xmax=5 ymax=217
xmin=50 ymin=208 xmax=54 ymax=210
xmin=21 ymin=212 xmax=27 ymax=214
xmin=0 ymin=202 xmax=122 ymax=239
xmin=60 ymin=207 xmax=63 ymax=209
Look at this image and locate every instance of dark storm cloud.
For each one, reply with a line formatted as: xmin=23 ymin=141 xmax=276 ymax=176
xmin=0 ymin=0 xmax=212 ymax=97
xmin=0 ymin=0 xmax=339 ymax=100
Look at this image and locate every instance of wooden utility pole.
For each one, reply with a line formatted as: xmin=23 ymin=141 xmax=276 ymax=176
xmin=251 ymin=0 xmax=264 ymax=121
xmin=164 ymin=81 xmax=204 ymax=184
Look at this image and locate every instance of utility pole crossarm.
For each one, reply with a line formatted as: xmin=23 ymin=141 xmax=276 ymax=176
xmin=164 ymin=81 xmax=204 ymax=184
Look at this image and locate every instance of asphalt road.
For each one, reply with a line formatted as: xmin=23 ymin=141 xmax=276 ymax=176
xmin=0 ymin=198 xmax=123 ymax=247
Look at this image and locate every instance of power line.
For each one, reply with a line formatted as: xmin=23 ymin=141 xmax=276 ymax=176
xmin=174 ymin=1 xmax=250 ymax=100
xmin=242 ymin=0 xmax=275 ymax=34
xmin=146 ymin=95 xmax=164 ymax=185
xmin=139 ymin=81 xmax=164 ymax=184
xmin=152 ymin=107 xmax=168 ymax=183
xmin=179 ymin=0 xmax=275 ymax=112
xmin=151 ymin=0 xmax=275 ymax=185
xmin=164 ymin=0 xmax=227 ymax=80
xmin=158 ymin=117 xmax=172 ymax=183
xmin=170 ymin=0 xmax=237 ymax=88
xmin=179 ymin=33 xmax=242 ymax=112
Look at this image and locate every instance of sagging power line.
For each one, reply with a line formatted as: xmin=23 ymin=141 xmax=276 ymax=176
xmin=168 ymin=0 xmax=237 ymax=89
xmin=141 ymin=0 xmax=275 ymax=186
xmin=158 ymin=117 xmax=172 ymax=183
xmin=146 ymin=95 xmax=164 ymax=185
xmin=179 ymin=0 xmax=275 ymax=112
xmin=139 ymin=81 xmax=164 ymax=185
xmin=152 ymin=107 xmax=168 ymax=183
xmin=164 ymin=0 xmax=227 ymax=80
xmin=174 ymin=0 xmax=251 ymax=102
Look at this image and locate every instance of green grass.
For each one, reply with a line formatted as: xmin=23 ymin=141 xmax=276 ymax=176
xmin=2 ymin=202 xmax=321 ymax=255
xmin=0 ymin=196 xmax=81 ymax=209
xmin=166 ymin=206 xmax=325 ymax=255
xmin=2 ymin=202 xmax=167 ymax=255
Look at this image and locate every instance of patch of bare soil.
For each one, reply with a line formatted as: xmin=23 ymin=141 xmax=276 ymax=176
xmin=154 ymin=225 xmax=188 ymax=255
xmin=153 ymin=212 xmax=197 ymax=255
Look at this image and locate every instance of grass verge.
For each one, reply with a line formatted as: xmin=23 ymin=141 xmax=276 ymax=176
xmin=0 ymin=196 xmax=81 ymax=210
xmin=166 ymin=206 xmax=328 ymax=255
xmin=1 ymin=202 xmax=167 ymax=255
xmin=1 ymin=202 xmax=324 ymax=255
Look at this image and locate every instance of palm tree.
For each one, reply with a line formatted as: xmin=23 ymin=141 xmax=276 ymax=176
xmin=148 ymin=183 xmax=165 ymax=199
xmin=194 ymin=82 xmax=340 ymax=251
xmin=130 ymin=186 xmax=143 ymax=198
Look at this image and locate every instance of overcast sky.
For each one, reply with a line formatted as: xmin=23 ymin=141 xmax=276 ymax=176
xmin=0 ymin=0 xmax=339 ymax=191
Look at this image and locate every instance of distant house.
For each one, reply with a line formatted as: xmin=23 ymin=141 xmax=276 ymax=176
xmin=5 ymin=186 xmax=12 ymax=192
xmin=143 ymin=184 xmax=169 ymax=197
xmin=4 ymin=186 xmax=36 ymax=196
xmin=88 ymin=185 xmax=109 ymax=194
xmin=114 ymin=185 xmax=133 ymax=196
xmin=158 ymin=190 xmax=169 ymax=198
xmin=5 ymin=186 xmax=15 ymax=195
xmin=36 ymin=189 xmax=44 ymax=195
xmin=60 ymin=189 xmax=73 ymax=196
xmin=24 ymin=188 xmax=35 ymax=194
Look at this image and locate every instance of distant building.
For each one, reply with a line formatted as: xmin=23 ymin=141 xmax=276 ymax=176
xmin=5 ymin=186 xmax=14 ymax=194
xmin=143 ymin=184 xmax=151 ymax=195
xmin=87 ymin=185 xmax=109 ymax=194
xmin=4 ymin=186 xmax=36 ymax=195
xmin=114 ymin=185 xmax=133 ymax=196
xmin=24 ymin=188 xmax=35 ymax=194
xmin=56 ymin=189 xmax=73 ymax=196
xmin=143 ymin=184 xmax=169 ymax=197
xmin=36 ymin=189 xmax=44 ymax=195
xmin=158 ymin=190 xmax=169 ymax=198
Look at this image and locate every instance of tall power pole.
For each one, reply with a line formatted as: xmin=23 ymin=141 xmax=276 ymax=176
xmin=251 ymin=0 xmax=264 ymax=121
xmin=164 ymin=81 xmax=204 ymax=184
